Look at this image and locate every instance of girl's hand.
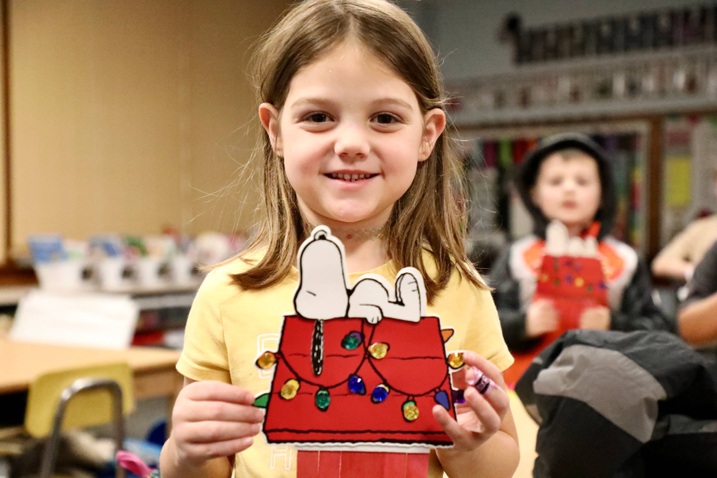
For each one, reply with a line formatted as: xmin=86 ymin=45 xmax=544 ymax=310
xmin=170 ymin=380 xmax=265 ymax=466
xmin=525 ymin=299 xmax=559 ymax=338
xmin=579 ymin=306 xmax=611 ymax=330
xmin=432 ymin=351 xmax=510 ymax=451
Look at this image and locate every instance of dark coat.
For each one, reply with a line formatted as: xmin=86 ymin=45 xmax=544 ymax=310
xmin=516 ymin=330 xmax=717 ymax=477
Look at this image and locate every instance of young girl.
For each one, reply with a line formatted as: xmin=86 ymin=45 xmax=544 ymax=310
xmin=159 ymin=1 xmax=519 ymax=476
xmin=490 ymin=133 xmax=673 ymax=384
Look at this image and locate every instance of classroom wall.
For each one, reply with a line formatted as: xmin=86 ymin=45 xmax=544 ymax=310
xmin=7 ymin=0 xmax=711 ymax=264
xmin=0 ymin=3 xmax=5 ymax=264
xmin=8 ymin=0 xmax=289 ymax=259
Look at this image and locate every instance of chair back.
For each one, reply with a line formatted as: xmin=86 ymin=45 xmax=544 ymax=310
xmin=25 ymin=361 xmax=134 ymax=437
xmin=24 ymin=361 xmax=134 ymax=478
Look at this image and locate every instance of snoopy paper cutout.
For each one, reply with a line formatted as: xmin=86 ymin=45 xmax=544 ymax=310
xmin=504 ymin=220 xmax=608 ymax=387
xmin=535 ymin=220 xmax=608 ymax=331
xmin=255 ymin=226 xmax=457 ymax=451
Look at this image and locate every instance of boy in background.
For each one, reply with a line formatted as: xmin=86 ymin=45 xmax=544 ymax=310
xmin=489 ymin=133 xmax=674 ymax=382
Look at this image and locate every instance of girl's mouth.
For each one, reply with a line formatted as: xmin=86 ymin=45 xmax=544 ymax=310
xmin=327 ymin=172 xmax=377 ymax=182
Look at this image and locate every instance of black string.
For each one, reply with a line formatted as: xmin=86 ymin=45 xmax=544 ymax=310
xmin=311 ymin=319 xmax=324 ymax=376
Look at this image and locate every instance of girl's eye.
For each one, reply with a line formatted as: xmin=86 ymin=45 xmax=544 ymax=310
xmin=304 ymin=112 xmax=331 ymax=123
xmin=373 ymin=113 xmax=399 ymax=124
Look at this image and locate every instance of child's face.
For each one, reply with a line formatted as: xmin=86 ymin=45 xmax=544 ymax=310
xmin=259 ymin=41 xmax=445 ymax=230
xmin=531 ymin=152 xmax=602 ymax=235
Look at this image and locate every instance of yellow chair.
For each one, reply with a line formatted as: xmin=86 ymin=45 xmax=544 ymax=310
xmin=18 ymin=361 xmax=134 ymax=478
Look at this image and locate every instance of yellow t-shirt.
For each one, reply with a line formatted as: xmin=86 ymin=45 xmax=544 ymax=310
xmin=177 ymin=251 xmax=513 ymax=477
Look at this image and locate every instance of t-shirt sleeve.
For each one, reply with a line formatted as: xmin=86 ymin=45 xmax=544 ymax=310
xmin=176 ymin=267 xmax=234 ymax=383
xmin=465 ymin=283 xmax=515 ymax=373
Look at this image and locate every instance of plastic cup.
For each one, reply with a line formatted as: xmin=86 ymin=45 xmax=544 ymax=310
xmin=169 ymin=255 xmax=194 ymax=285
xmin=134 ymin=257 xmax=162 ymax=288
xmin=96 ymin=257 xmax=125 ymax=290
xmin=35 ymin=260 xmax=85 ymax=291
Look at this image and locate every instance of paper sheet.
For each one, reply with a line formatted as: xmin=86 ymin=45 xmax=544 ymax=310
xmin=10 ymin=290 xmax=138 ymax=349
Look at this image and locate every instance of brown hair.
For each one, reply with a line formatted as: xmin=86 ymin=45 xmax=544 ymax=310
xmin=232 ymin=0 xmax=486 ymax=301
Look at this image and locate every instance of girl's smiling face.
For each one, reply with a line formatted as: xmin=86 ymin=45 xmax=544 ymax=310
xmin=531 ymin=152 xmax=602 ymax=236
xmin=259 ymin=41 xmax=445 ymax=231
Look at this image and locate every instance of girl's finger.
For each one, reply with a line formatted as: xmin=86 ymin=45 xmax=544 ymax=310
xmin=462 ymin=386 xmax=502 ymax=434
xmin=183 ymin=436 xmax=255 ymax=461
xmin=183 ymin=400 xmax=265 ymax=424
xmin=432 ymin=404 xmax=472 ymax=446
xmin=461 ymin=351 xmax=507 ymax=389
xmin=464 ymin=367 xmax=510 ymax=413
xmin=184 ymin=380 xmax=257 ymax=405
xmin=180 ymin=420 xmax=263 ymax=444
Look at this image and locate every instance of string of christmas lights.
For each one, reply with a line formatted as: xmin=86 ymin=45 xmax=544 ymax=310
xmin=255 ymin=320 xmax=466 ymax=422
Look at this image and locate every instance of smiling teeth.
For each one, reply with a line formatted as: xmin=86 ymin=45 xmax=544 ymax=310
xmin=331 ymin=173 xmax=370 ymax=181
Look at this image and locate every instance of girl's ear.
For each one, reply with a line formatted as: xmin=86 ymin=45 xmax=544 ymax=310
xmin=258 ymin=103 xmax=283 ymax=156
xmin=419 ymin=108 xmax=446 ymax=161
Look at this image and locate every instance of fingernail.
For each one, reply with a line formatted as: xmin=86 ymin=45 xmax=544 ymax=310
xmin=465 ymin=366 xmax=481 ymax=386
xmin=466 ymin=367 xmax=493 ymax=395
xmin=474 ymin=373 xmax=492 ymax=395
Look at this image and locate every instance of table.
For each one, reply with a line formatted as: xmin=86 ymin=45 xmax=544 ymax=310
xmin=0 ymin=338 xmax=182 ymax=410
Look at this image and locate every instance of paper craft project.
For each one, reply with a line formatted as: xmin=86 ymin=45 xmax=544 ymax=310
xmin=534 ymin=221 xmax=607 ymax=333
xmin=534 ymin=256 xmax=607 ymax=331
xmin=254 ymin=226 xmax=459 ymax=455
xmin=505 ymin=221 xmax=608 ymax=387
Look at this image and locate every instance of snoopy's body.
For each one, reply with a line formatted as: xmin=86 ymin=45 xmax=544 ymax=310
xmin=295 ymin=226 xmax=425 ymax=324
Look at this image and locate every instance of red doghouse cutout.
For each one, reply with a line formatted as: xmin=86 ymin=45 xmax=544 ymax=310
xmin=535 ymin=255 xmax=608 ymax=332
xmin=259 ymin=314 xmax=456 ymax=446
xmin=505 ymin=254 xmax=608 ymax=387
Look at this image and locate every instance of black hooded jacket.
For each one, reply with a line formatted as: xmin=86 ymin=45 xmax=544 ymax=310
xmin=489 ymin=133 xmax=674 ymax=351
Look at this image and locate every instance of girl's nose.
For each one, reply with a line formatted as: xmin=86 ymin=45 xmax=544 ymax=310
xmin=334 ymin=123 xmax=370 ymax=160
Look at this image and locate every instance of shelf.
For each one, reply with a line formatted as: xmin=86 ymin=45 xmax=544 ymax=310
xmin=447 ymin=44 xmax=717 ymax=127
xmin=0 ymin=281 xmax=200 ymax=307
xmin=451 ymin=96 xmax=717 ymax=127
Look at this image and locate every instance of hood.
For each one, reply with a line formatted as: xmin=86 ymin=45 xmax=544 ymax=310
xmin=515 ymin=132 xmax=617 ymax=240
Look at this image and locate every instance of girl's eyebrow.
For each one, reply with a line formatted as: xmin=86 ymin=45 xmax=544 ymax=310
xmin=288 ymin=97 xmax=415 ymax=110
xmin=287 ymin=97 xmax=332 ymax=109
xmin=369 ymin=97 xmax=415 ymax=110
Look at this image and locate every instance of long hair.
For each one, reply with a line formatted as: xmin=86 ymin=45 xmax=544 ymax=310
xmin=232 ymin=0 xmax=486 ymax=302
